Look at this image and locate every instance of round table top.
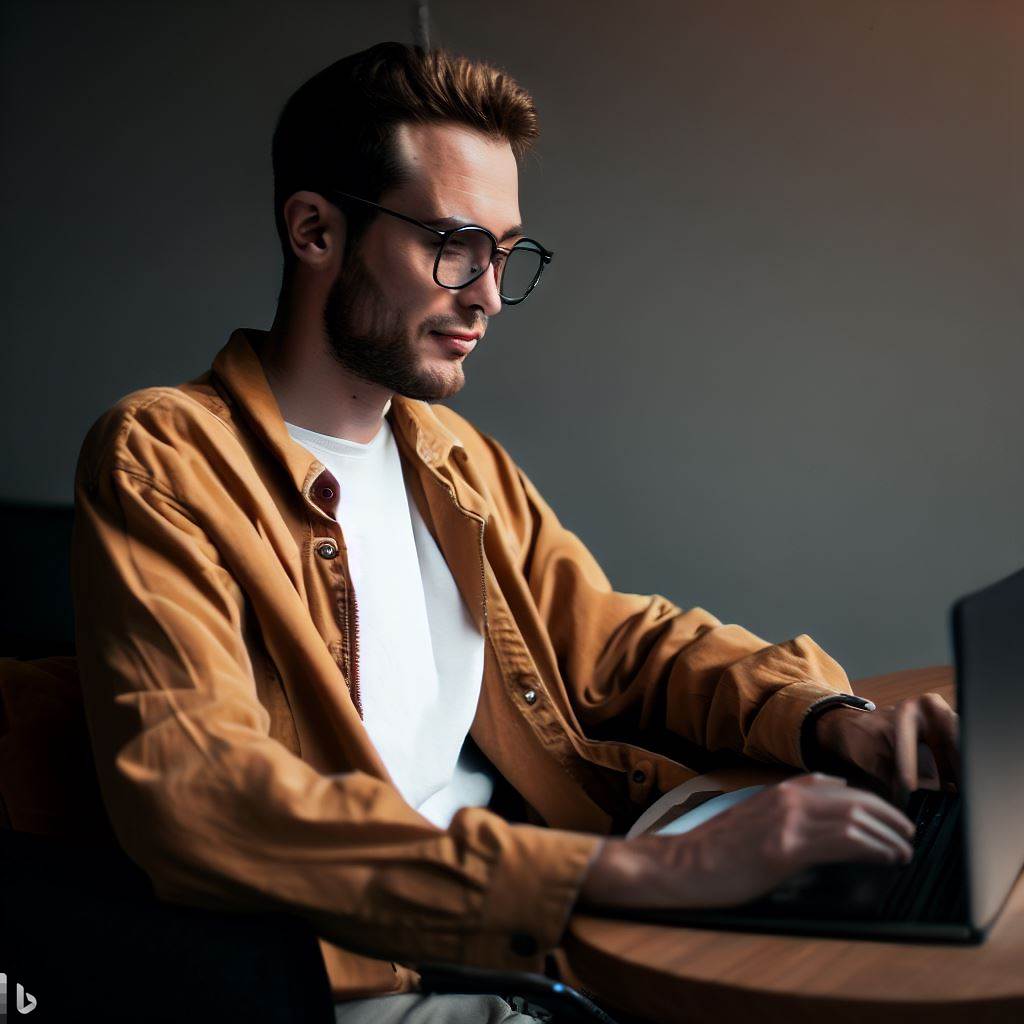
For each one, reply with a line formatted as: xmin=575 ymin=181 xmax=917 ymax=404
xmin=564 ymin=666 xmax=1024 ymax=1023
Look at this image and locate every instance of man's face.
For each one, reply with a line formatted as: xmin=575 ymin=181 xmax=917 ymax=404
xmin=322 ymin=121 xmax=522 ymax=402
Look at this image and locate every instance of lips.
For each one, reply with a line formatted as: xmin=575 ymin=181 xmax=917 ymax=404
xmin=432 ymin=331 xmax=480 ymax=341
xmin=431 ymin=331 xmax=478 ymax=355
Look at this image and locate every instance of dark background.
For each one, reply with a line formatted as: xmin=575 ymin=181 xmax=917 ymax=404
xmin=1 ymin=0 xmax=1020 ymax=679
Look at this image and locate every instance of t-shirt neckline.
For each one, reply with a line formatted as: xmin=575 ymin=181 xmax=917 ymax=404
xmin=284 ymin=402 xmax=393 ymax=459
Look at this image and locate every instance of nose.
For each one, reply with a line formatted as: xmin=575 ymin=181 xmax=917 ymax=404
xmin=456 ymin=262 xmax=503 ymax=318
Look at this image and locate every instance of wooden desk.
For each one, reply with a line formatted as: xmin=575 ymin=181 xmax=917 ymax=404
xmin=563 ymin=667 xmax=1024 ymax=1023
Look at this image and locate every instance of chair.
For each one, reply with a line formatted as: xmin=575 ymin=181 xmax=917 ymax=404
xmin=1 ymin=503 xmax=338 ymax=1022
xmin=0 ymin=501 xmax=624 ymax=1023
xmin=0 ymin=826 xmax=335 ymax=1023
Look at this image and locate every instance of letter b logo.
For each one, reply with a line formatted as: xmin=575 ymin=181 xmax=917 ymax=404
xmin=0 ymin=975 xmax=38 ymax=1017
xmin=17 ymin=982 xmax=37 ymax=1014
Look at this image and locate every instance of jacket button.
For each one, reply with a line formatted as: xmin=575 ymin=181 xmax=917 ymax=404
xmin=510 ymin=932 xmax=538 ymax=957
xmin=522 ymin=689 xmax=537 ymax=705
xmin=320 ymin=486 xmax=335 ymax=500
xmin=316 ymin=541 xmax=339 ymax=559
xmin=631 ymin=769 xmax=647 ymax=784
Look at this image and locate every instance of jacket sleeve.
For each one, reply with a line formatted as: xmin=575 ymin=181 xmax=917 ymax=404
xmin=70 ymin=435 xmax=602 ymax=974
xmin=504 ymin=454 xmax=853 ymax=770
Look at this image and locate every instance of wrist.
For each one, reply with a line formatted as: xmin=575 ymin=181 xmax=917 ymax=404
xmin=800 ymin=694 xmax=876 ymax=771
xmin=577 ymin=838 xmax=630 ymax=909
xmin=576 ymin=836 xmax=663 ymax=911
xmin=577 ymin=832 xmax=713 ymax=912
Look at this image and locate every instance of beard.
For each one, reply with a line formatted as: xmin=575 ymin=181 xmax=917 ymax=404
xmin=322 ymin=246 xmax=466 ymax=402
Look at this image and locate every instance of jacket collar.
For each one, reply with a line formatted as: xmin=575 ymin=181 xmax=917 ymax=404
xmin=210 ymin=328 xmax=465 ymax=496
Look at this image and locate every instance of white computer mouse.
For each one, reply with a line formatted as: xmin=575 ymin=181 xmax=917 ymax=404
xmin=653 ymin=785 xmax=767 ymax=836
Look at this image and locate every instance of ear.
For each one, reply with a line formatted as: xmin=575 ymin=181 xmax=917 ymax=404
xmin=281 ymin=190 xmax=346 ymax=271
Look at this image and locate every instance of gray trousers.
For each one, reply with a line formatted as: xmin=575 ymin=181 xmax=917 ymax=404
xmin=334 ymin=992 xmax=548 ymax=1023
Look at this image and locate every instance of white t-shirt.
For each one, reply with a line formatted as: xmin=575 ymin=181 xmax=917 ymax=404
xmin=284 ymin=410 xmax=495 ymax=828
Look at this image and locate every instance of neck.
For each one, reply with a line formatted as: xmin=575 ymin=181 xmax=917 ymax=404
xmin=259 ymin=287 xmax=393 ymax=445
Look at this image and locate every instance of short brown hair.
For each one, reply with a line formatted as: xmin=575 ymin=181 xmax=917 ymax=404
xmin=272 ymin=41 xmax=540 ymax=273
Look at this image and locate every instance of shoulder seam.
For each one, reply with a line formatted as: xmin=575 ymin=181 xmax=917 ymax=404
xmin=86 ymin=386 xmax=241 ymax=490
xmin=127 ymin=386 xmax=238 ymax=438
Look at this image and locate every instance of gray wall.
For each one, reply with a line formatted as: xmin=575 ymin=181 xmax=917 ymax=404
xmin=2 ymin=0 xmax=1020 ymax=680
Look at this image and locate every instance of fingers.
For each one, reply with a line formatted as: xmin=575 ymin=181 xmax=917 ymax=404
xmin=814 ymin=821 xmax=911 ymax=866
xmin=834 ymin=785 xmax=916 ymax=840
xmin=845 ymin=804 xmax=914 ymax=861
xmin=892 ymin=694 xmax=962 ymax=807
xmin=803 ymin=786 xmax=916 ymax=867
xmin=892 ymin=701 xmax=921 ymax=809
xmin=918 ymin=693 xmax=962 ymax=790
xmin=791 ymin=772 xmax=916 ymax=837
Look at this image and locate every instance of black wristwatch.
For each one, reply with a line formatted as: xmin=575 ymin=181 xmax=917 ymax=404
xmin=799 ymin=694 xmax=876 ymax=771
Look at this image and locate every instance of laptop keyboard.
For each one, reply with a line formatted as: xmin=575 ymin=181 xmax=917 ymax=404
xmin=750 ymin=789 xmax=965 ymax=923
xmin=888 ymin=789 xmax=964 ymax=921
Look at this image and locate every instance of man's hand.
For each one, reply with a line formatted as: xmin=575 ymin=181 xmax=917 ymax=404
xmin=577 ymin=774 xmax=916 ymax=913
xmin=813 ymin=693 xmax=961 ymax=809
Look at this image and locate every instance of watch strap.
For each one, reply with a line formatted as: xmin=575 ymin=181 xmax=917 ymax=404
xmin=799 ymin=693 xmax=876 ymax=771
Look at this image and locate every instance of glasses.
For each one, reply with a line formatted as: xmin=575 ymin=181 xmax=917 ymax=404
xmin=323 ymin=189 xmax=553 ymax=305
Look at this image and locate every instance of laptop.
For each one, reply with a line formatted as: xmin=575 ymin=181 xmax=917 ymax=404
xmin=604 ymin=564 xmax=1024 ymax=943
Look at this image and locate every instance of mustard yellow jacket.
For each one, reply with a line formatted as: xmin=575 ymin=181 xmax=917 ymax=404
xmin=69 ymin=327 xmax=853 ymax=1000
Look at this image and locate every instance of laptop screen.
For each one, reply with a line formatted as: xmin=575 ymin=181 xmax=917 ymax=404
xmin=952 ymin=563 xmax=1024 ymax=931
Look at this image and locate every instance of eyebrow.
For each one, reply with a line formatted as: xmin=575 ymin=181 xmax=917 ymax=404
xmin=423 ymin=216 xmax=525 ymax=242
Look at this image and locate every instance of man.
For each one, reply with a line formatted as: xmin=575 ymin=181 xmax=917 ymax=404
xmin=70 ymin=42 xmax=960 ymax=1023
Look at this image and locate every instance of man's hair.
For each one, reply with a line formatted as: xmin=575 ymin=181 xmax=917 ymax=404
xmin=272 ymin=41 xmax=539 ymax=276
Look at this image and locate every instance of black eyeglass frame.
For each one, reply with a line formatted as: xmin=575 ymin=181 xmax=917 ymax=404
xmin=322 ymin=189 xmax=554 ymax=305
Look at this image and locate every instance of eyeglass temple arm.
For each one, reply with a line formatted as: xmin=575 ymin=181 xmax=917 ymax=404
xmin=328 ymin=188 xmax=554 ymax=261
xmin=325 ymin=189 xmax=447 ymax=237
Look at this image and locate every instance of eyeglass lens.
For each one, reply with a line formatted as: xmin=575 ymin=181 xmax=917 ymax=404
xmin=437 ymin=230 xmax=544 ymax=300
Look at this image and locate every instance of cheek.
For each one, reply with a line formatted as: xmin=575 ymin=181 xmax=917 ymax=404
xmin=380 ymin=246 xmax=439 ymax=326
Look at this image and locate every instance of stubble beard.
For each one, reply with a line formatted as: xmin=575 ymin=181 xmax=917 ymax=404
xmin=322 ymin=247 xmax=465 ymax=402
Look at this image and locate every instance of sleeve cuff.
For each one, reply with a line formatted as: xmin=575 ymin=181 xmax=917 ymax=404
xmin=466 ymin=824 xmax=604 ymax=971
xmin=745 ymin=679 xmax=855 ymax=769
